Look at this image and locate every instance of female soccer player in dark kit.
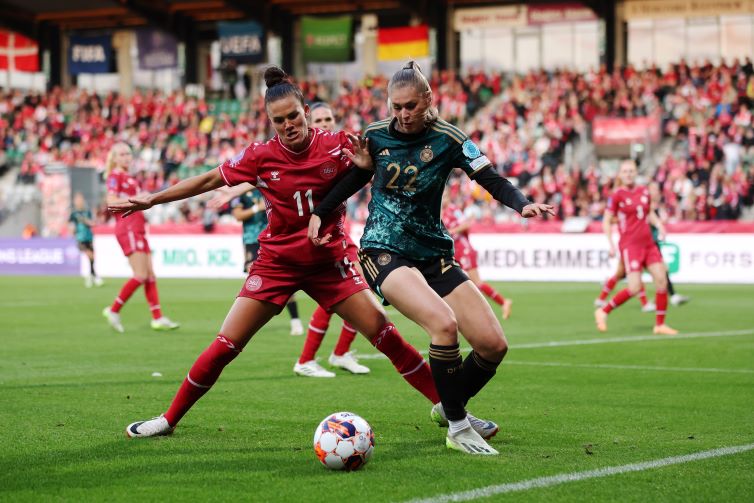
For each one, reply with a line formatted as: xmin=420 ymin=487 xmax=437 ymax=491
xmin=309 ymin=61 xmax=555 ymax=455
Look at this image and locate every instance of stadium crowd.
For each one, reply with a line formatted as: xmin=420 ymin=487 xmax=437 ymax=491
xmin=1 ymin=59 xmax=753 ymax=233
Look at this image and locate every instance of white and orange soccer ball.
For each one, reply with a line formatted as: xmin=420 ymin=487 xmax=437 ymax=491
xmin=313 ymin=411 xmax=374 ymax=471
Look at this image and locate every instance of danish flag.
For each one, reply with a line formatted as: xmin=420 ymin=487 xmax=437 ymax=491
xmin=0 ymin=30 xmax=39 ymax=72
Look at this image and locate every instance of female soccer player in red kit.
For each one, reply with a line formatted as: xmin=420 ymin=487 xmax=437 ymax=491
xmin=102 ymin=142 xmax=179 ymax=333
xmin=595 ymin=160 xmax=678 ymax=335
xmin=114 ymin=67 xmax=490 ymax=439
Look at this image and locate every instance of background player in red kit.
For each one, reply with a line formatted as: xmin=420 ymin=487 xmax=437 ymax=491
xmin=441 ymin=191 xmax=512 ymax=320
xmin=102 ymin=142 xmax=179 ymax=333
xmin=113 ymin=67 xmax=485 ymax=440
xmin=595 ymin=160 xmax=678 ymax=335
xmin=296 ymin=102 xmax=370 ymax=378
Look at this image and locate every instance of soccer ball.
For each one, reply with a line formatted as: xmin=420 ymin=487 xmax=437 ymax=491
xmin=313 ymin=411 xmax=374 ymax=471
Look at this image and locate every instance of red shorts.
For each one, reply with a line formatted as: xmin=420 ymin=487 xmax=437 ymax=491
xmin=621 ymin=243 xmax=663 ymax=273
xmin=454 ymin=239 xmax=478 ymax=271
xmin=238 ymin=253 xmax=369 ymax=311
xmin=116 ymin=229 xmax=151 ymax=256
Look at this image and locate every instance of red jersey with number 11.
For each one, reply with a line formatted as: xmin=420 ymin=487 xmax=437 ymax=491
xmin=608 ymin=185 xmax=653 ymax=249
xmin=219 ymin=128 xmax=354 ymax=266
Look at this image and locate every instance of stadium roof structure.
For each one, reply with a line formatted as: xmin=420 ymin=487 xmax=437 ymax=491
xmin=0 ymin=0 xmax=617 ymax=85
xmin=0 ymin=0 xmax=615 ymax=36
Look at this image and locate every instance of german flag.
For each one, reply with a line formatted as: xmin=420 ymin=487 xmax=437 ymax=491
xmin=377 ymin=25 xmax=428 ymax=62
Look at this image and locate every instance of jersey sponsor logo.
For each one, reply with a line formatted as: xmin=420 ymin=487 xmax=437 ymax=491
xmin=320 ymin=161 xmax=338 ymax=180
xmin=378 ymin=148 xmax=390 ymax=156
xmin=420 ymin=146 xmax=434 ymax=162
xmin=245 ymin=275 xmax=263 ymax=291
xmin=270 ymin=171 xmax=281 ymax=181
xmin=469 ymin=155 xmax=490 ymax=171
xmin=462 ymin=139 xmax=481 ymax=159
xmin=377 ymin=253 xmax=391 ymax=266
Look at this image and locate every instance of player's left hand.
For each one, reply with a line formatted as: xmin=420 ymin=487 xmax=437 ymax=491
xmin=108 ymin=196 xmax=153 ymax=218
xmin=521 ymin=203 xmax=556 ymax=218
xmin=308 ymin=214 xmax=332 ymax=246
xmin=343 ymin=134 xmax=373 ymax=170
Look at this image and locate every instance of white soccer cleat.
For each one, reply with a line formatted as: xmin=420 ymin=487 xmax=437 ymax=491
xmin=290 ymin=318 xmax=304 ymax=336
xmin=446 ymin=426 xmax=499 ymax=455
xmin=430 ymin=403 xmax=499 ymax=440
xmin=126 ymin=416 xmax=173 ymax=438
xmin=93 ymin=276 xmax=104 ymax=287
xmin=102 ymin=307 xmax=124 ymax=333
xmin=84 ymin=275 xmax=93 ymax=288
xmin=294 ymin=359 xmax=336 ymax=378
xmin=641 ymin=301 xmax=657 ymax=313
xmin=328 ymin=351 xmax=370 ymax=374
xmin=594 ymin=298 xmax=607 ymax=308
xmin=670 ymin=294 xmax=690 ymax=306
xmin=151 ymin=317 xmax=180 ymax=331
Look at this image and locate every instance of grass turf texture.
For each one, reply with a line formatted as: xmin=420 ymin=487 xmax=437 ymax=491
xmin=0 ymin=277 xmax=752 ymax=502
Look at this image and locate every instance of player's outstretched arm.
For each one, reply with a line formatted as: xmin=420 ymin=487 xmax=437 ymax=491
xmin=472 ymin=166 xmax=555 ymax=218
xmin=109 ymin=168 xmax=225 ymax=217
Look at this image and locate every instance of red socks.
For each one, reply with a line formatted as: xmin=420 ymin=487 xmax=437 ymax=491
xmin=111 ymin=278 xmax=144 ymax=313
xmin=655 ymin=290 xmax=668 ymax=326
xmin=144 ymin=278 xmax=162 ymax=319
xmin=164 ymin=335 xmax=241 ymax=426
xmin=478 ymin=283 xmax=504 ymax=305
xmin=299 ymin=306 xmax=331 ymax=363
xmin=371 ymin=323 xmax=440 ymax=404
xmin=599 ymin=275 xmax=619 ymax=301
xmin=603 ymin=288 xmax=633 ymax=314
xmin=332 ymin=322 xmax=357 ymax=356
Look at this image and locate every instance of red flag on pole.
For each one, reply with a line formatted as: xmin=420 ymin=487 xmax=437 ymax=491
xmin=0 ymin=30 xmax=39 ymax=72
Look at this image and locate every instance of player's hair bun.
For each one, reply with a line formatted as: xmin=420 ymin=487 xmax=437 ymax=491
xmin=264 ymin=66 xmax=289 ymax=88
xmin=403 ymin=60 xmax=421 ymax=72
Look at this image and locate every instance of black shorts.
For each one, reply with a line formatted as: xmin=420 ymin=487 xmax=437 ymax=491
xmin=357 ymin=248 xmax=469 ymax=305
xmin=78 ymin=241 xmax=93 ymax=252
xmin=244 ymin=243 xmax=261 ymax=272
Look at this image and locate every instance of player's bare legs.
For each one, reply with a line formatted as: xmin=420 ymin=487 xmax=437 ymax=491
xmin=647 ymin=261 xmax=677 ymax=335
xmin=126 ymin=297 xmax=279 ymax=437
xmin=331 ymin=288 xmax=437 ymax=402
xmin=380 ymin=267 xmax=498 ymax=455
xmin=467 ymin=267 xmax=512 ymax=320
xmin=595 ymin=270 xmax=642 ymax=332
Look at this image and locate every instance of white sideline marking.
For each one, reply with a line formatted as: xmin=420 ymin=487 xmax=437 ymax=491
xmin=404 ymin=443 xmax=754 ymax=503
xmin=505 ymin=360 xmax=754 ymax=374
xmin=512 ymin=328 xmax=754 ymax=349
xmin=357 ymin=328 xmax=754 ymax=360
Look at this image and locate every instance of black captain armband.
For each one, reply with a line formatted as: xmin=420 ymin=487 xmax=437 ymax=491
xmin=312 ymin=167 xmax=374 ymax=217
xmin=471 ymin=166 xmax=531 ymax=215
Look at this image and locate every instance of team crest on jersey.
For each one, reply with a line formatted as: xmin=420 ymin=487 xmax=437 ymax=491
xmin=245 ymin=275 xmax=263 ymax=292
xmin=320 ymin=161 xmax=338 ymax=180
xmin=641 ymin=196 xmax=648 ymax=204
xmin=626 ymin=198 xmax=632 ymax=204
xmin=377 ymin=253 xmax=391 ymax=266
xmin=270 ymin=171 xmax=281 ymax=181
xmin=462 ymin=139 xmax=481 ymax=159
xmin=420 ymin=146 xmax=434 ymax=163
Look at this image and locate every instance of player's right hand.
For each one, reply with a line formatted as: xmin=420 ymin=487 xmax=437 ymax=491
xmin=307 ymin=215 xmax=332 ymax=246
xmin=108 ymin=196 xmax=153 ymax=218
xmin=608 ymin=246 xmax=617 ymax=258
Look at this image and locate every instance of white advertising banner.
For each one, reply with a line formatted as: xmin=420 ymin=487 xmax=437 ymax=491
xmin=91 ymin=233 xmax=754 ymax=284
xmin=92 ymin=235 xmax=247 ymax=279
xmin=471 ymin=233 xmax=754 ymax=284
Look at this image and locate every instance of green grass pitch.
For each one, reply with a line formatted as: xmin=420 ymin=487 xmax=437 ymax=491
xmin=1 ymin=276 xmax=752 ymax=502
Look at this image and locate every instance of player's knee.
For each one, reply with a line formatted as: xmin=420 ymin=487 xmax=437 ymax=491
xmin=626 ymin=283 xmax=641 ymax=296
xmin=133 ymin=275 xmax=148 ymax=283
xmin=478 ymin=332 xmax=508 ymax=361
xmin=428 ymin=315 xmax=458 ymax=342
